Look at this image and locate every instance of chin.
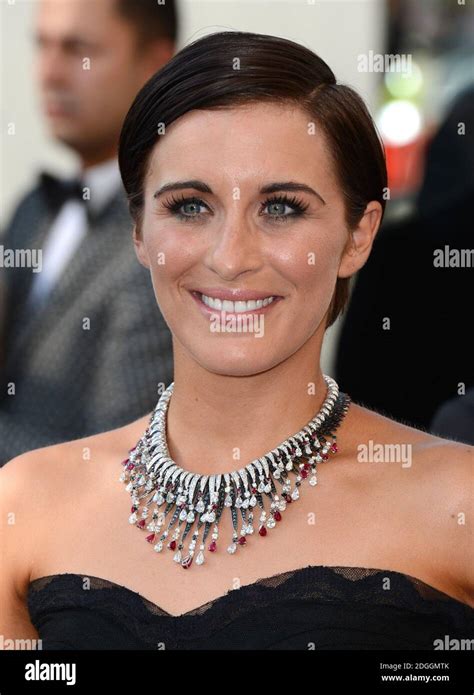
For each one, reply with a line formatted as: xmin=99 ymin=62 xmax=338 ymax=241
xmin=48 ymin=128 xmax=78 ymax=148
xmin=186 ymin=344 xmax=286 ymax=378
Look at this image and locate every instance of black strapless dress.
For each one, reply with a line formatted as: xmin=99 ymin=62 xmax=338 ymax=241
xmin=27 ymin=565 xmax=474 ymax=650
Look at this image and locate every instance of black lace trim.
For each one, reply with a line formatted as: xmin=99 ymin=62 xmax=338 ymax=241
xmin=28 ymin=564 xmax=474 ymax=648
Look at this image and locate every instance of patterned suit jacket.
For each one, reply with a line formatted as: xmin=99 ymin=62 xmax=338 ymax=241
xmin=0 ymin=178 xmax=174 ymax=466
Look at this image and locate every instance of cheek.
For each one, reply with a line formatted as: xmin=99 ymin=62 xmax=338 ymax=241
xmin=77 ymin=58 xmax=122 ymax=99
xmin=294 ymin=260 xmax=336 ymax=326
xmin=274 ymin=229 xmax=345 ymax=332
xmin=275 ymin=229 xmax=342 ymax=293
xmin=142 ymin=204 xmax=212 ymax=262
xmin=143 ymin=224 xmax=196 ymax=285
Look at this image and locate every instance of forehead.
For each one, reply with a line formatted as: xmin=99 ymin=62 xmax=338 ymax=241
xmin=146 ymin=103 xmax=336 ymax=189
xmin=36 ymin=0 xmax=121 ymax=40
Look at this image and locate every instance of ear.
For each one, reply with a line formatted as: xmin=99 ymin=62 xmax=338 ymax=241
xmin=132 ymin=224 xmax=150 ymax=269
xmin=337 ymin=201 xmax=383 ymax=279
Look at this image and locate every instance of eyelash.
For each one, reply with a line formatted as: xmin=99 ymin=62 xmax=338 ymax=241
xmin=161 ymin=194 xmax=310 ymax=224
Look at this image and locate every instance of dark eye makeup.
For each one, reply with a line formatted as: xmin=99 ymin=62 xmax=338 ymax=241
xmin=160 ymin=193 xmax=310 ymax=223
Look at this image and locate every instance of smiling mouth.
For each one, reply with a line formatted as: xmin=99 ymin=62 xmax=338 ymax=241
xmin=190 ymin=291 xmax=283 ymax=314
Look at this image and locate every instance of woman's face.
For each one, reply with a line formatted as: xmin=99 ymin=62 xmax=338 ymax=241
xmin=135 ymin=102 xmax=380 ymax=376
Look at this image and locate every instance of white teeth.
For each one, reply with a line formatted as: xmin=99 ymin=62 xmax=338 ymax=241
xmin=200 ymin=293 xmax=276 ymax=312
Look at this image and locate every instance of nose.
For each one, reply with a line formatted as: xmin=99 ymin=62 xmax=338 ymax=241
xmin=38 ymin=44 xmax=70 ymax=87
xmin=203 ymin=211 xmax=264 ymax=280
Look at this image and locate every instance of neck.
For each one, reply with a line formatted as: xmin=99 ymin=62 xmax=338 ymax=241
xmin=79 ymin=145 xmax=117 ymax=171
xmin=165 ymin=332 xmax=330 ymax=475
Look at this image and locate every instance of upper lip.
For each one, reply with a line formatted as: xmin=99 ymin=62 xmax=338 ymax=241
xmin=191 ymin=288 xmax=282 ymax=301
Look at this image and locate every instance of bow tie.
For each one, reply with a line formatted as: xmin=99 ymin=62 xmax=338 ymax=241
xmin=39 ymin=171 xmax=96 ymax=221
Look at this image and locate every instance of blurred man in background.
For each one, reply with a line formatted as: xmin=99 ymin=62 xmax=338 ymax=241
xmin=0 ymin=0 xmax=179 ymax=466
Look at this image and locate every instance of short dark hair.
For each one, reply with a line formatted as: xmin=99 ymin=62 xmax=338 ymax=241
xmin=115 ymin=0 xmax=178 ymax=45
xmin=119 ymin=31 xmax=387 ymax=329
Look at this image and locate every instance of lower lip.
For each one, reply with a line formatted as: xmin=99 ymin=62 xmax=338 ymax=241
xmin=189 ymin=291 xmax=283 ymax=317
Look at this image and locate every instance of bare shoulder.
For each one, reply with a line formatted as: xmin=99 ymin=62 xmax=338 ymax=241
xmin=1 ymin=410 xmax=149 ymax=488
xmin=345 ymin=402 xmax=474 ymax=605
xmin=403 ymin=432 xmax=473 ymax=607
xmin=0 ymin=414 xmax=149 ymax=589
xmin=408 ymin=430 xmax=473 ymax=607
xmin=349 ymin=399 xmax=473 ymax=472
xmin=1 ymin=426 xmax=123 ymax=509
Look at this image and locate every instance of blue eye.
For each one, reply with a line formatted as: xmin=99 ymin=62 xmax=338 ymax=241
xmin=161 ymin=193 xmax=309 ymax=223
xmin=161 ymin=196 xmax=209 ymax=222
xmin=260 ymin=195 xmax=309 ymax=222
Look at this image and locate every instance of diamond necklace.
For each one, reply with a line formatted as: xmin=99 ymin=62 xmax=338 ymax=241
xmin=120 ymin=375 xmax=351 ymax=569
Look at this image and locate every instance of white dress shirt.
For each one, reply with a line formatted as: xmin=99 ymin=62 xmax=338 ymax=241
xmin=26 ymin=158 xmax=122 ymax=310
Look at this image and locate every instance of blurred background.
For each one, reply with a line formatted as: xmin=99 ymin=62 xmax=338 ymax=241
xmin=0 ymin=0 xmax=473 ymax=465
xmin=3 ymin=1 xmax=473 ymax=227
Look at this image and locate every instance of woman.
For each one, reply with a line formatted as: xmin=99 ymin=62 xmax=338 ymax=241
xmin=1 ymin=31 xmax=473 ymax=650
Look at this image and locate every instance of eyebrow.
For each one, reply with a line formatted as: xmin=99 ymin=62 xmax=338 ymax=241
xmin=153 ymin=180 xmax=326 ymax=204
xmin=33 ymin=31 xmax=94 ymax=50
